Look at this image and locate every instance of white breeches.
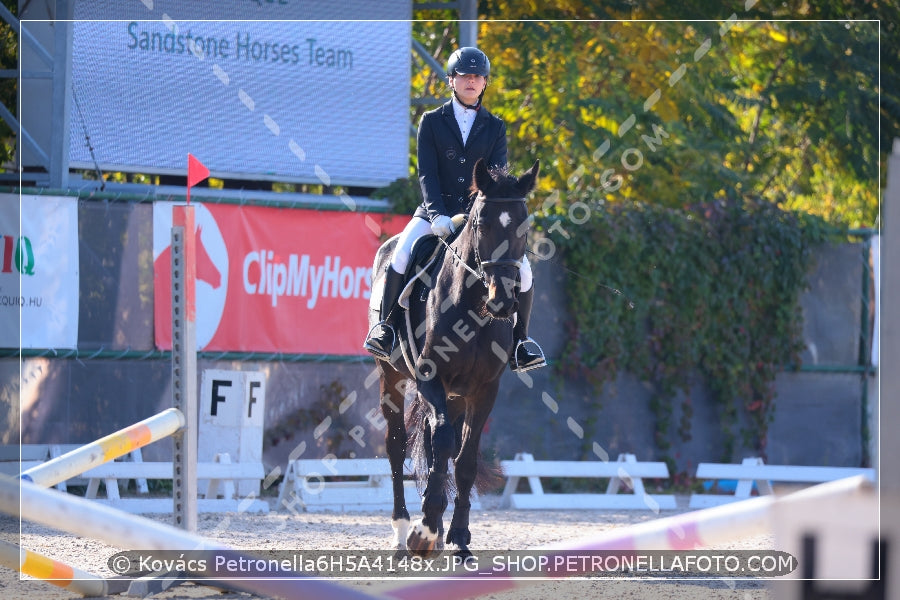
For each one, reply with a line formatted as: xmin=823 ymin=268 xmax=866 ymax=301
xmin=390 ymin=216 xmax=533 ymax=292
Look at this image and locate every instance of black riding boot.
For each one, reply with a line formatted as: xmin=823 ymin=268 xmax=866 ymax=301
xmin=510 ymin=287 xmax=547 ymax=372
xmin=364 ymin=267 xmax=406 ymax=359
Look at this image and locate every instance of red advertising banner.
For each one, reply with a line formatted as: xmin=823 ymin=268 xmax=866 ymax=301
xmin=153 ymin=202 xmax=408 ymax=355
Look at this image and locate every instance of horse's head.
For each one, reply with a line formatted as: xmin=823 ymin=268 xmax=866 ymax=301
xmin=467 ymin=158 xmax=539 ymax=319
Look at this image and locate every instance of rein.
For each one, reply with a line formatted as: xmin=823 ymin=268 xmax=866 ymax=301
xmin=438 ymin=234 xmax=483 ymax=281
xmin=438 ymin=195 xmax=526 ymax=286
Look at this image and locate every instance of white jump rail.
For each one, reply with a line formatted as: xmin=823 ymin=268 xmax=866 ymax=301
xmin=20 ymin=408 xmax=186 ymax=488
xmin=688 ymin=456 xmax=876 ymax=508
xmin=385 ymin=475 xmax=874 ymax=600
xmin=0 ymin=443 xmax=50 ymax=471
xmin=0 ymin=538 xmax=129 ymax=597
xmin=277 ymin=458 xmax=423 ymax=513
xmin=500 ymin=452 xmax=676 ymax=510
xmin=0 ymin=475 xmax=379 ymax=600
xmin=16 ymin=409 xmax=267 ymax=514
xmin=2 ymin=444 xmax=152 ymax=494
xmin=0 ymin=444 xmax=82 ymax=490
xmin=3 ymin=445 xmax=261 ymax=510
xmin=80 ymin=451 xmax=269 ymax=514
xmin=3 ymin=445 xmax=149 ymax=496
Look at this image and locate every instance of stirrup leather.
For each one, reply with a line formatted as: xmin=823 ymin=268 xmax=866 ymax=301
xmin=364 ymin=320 xmax=397 ymax=359
xmin=511 ymin=337 xmax=547 ymax=372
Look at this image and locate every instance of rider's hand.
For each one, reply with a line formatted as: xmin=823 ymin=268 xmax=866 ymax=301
xmin=431 ymin=215 xmax=456 ymax=237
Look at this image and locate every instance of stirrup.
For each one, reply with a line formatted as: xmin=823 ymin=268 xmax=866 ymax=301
xmin=363 ymin=320 xmax=396 ymax=359
xmin=511 ymin=337 xmax=547 ymax=373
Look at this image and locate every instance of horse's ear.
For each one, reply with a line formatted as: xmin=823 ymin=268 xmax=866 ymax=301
xmin=515 ymin=159 xmax=540 ymax=196
xmin=473 ymin=158 xmax=493 ymax=193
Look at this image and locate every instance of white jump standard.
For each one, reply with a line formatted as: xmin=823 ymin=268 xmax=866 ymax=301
xmin=500 ymin=452 xmax=676 ymax=510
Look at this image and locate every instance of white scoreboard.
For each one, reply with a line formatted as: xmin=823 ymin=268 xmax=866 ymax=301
xmin=64 ymin=1 xmax=412 ymax=187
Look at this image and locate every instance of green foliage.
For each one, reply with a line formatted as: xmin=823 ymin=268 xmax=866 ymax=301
xmin=547 ymin=198 xmax=834 ymax=459
xmin=0 ymin=1 xmax=16 ymax=167
xmin=450 ymin=17 xmax=886 ymax=228
xmin=370 ymin=174 xmax=423 ymax=215
xmin=406 ymin=12 xmax=887 ymax=458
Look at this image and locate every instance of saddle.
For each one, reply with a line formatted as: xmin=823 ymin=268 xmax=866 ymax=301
xmin=397 ymin=213 xmax=466 ymax=311
xmin=397 ymin=234 xmax=445 ymax=311
xmin=372 ymin=217 xmax=465 ymax=373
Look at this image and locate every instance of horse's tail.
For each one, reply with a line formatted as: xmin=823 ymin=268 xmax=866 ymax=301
xmin=404 ymin=394 xmax=505 ymax=498
xmin=405 ymin=394 xmax=432 ymax=495
xmin=474 ymin=452 xmax=505 ymax=496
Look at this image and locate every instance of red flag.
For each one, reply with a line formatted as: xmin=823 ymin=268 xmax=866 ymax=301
xmin=186 ymin=153 xmax=210 ymax=203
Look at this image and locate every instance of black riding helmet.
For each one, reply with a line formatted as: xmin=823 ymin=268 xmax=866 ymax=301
xmin=446 ymin=47 xmax=491 ymax=78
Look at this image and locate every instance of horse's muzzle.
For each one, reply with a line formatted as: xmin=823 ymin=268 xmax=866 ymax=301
xmin=485 ymin=279 xmax=519 ymax=319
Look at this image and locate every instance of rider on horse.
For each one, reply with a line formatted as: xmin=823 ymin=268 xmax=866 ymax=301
xmin=364 ymin=47 xmax=546 ymax=373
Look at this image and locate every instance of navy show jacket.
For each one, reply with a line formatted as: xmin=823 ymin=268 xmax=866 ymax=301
xmin=414 ymin=99 xmax=508 ymax=223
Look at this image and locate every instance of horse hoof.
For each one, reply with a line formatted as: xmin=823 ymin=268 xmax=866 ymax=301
xmin=391 ymin=518 xmax=410 ymax=550
xmin=406 ymin=520 xmax=439 ymax=556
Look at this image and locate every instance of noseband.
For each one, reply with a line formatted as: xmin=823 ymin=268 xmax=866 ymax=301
xmin=442 ymin=195 xmax=527 ymax=287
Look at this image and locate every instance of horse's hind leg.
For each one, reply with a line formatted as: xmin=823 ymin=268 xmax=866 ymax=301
xmin=380 ymin=371 xmax=410 ymax=550
xmin=447 ymin=386 xmax=498 ymax=557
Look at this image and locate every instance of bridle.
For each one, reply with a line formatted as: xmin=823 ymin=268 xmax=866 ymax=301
xmin=438 ymin=195 xmax=527 ymax=287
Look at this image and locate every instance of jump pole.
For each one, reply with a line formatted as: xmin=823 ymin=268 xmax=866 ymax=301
xmin=171 ymin=203 xmax=198 ymax=531
xmin=382 ymin=475 xmax=874 ymax=600
xmin=0 ymin=475 xmax=384 ymax=600
xmin=19 ymin=408 xmax=185 ymax=488
xmin=0 ymin=539 xmax=115 ymax=597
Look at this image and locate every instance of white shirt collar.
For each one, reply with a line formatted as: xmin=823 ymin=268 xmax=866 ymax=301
xmin=451 ymin=96 xmax=479 ymax=144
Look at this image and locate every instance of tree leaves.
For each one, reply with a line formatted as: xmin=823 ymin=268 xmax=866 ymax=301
xmin=408 ymin=16 xmax=884 ymax=228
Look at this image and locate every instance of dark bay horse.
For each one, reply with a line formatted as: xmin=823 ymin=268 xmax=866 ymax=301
xmin=368 ymin=158 xmax=540 ymax=556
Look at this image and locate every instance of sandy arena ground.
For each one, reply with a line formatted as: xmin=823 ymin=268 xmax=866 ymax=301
xmin=0 ymin=494 xmax=787 ymax=600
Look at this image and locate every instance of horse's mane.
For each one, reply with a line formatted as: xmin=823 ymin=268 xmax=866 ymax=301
xmin=469 ymin=160 xmax=540 ymax=201
xmin=469 ymin=164 xmax=517 ymax=198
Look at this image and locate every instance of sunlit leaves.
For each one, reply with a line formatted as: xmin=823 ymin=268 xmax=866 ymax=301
xmin=408 ymin=14 xmax=883 ymax=229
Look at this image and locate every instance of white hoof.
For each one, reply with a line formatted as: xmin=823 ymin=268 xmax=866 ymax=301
xmin=391 ymin=518 xmax=410 ymax=550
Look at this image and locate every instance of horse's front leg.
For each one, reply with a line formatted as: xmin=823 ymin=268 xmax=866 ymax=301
xmin=380 ymin=374 xmax=409 ymax=550
xmin=407 ymin=377 xmax=455 ymax=556
xmin=446 ymin=383 xmax=498 ymax=558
